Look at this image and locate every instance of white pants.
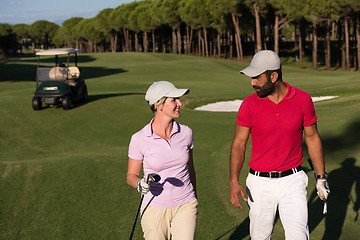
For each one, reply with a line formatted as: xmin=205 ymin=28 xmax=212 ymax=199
xmin=140 ymin=199 xmax=198 ymax=240
xmin=246 ymin=171 xmax=309 ymax=240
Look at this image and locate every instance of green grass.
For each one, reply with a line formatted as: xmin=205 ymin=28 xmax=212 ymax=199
xmin=1 ymin=52 xmax=360 ymax=239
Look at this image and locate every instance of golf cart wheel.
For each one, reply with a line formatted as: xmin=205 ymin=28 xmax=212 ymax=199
xmin=82 ymin=85 xmax=88 ymax=101
xmin=32 ymin=96 xmax=42 ymax=110
xmin=62 ymin=95 xmax=72 ymax=110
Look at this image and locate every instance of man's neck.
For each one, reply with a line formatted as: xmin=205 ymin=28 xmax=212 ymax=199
xmin=267 ymin=81 xmax=288 ymax=104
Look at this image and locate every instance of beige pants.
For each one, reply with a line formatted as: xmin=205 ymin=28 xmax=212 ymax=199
xmin=140 ymin=199 xmax=198 ymax=240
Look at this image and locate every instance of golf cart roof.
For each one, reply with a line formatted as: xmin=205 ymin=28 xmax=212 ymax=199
xmin=36 ymin=48 xmax=81 ymax=56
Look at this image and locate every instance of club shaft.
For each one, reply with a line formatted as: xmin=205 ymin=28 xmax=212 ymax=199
xmin=308 ymin=158 xmax=327 ymax=215
xmin=307 ymin=158 xmax=318 ymax=180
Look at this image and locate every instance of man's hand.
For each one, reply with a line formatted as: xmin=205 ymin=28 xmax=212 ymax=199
xmin=137 ymin=179 xmax=150 ymax=194
xmin=316 ymin=179 xmax=330 ymax=200
xmin=229 ymin=181 xmax=247 ymax=209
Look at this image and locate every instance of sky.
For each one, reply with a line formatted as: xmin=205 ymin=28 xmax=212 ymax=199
xmin=0 ymin=0 xmax=134 ymax=26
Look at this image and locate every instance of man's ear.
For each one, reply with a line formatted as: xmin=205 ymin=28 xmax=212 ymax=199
xmin=271 ymin=72 xmax=278 ymax=83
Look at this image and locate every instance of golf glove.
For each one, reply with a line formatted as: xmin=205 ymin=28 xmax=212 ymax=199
xmin=137 ymin=179 xmax=150 ymax=195
xmin=316 ymin=179 xmax=330 ymax=200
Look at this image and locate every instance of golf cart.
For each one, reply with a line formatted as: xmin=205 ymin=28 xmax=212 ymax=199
xmin=32 ymin=48 xmax=88 ymax=110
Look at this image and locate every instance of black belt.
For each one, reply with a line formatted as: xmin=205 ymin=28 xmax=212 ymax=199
xmin=249 ymin=166 xmax=302 ymax=179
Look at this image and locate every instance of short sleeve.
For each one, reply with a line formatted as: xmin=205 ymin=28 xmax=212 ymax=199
xmin=303 ymin=94 xmax=317 ymax=127
xmin=128 ymin=134 xmax=144 ymax=160
xmin=189 ymin=127 xmax=194 ymax=150
xmin=236 ymin=98 xmax=252 ymax=128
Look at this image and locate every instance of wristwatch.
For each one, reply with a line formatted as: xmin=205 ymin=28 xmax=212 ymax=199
xmin=317 ymin=172 xmax=328 ymax=179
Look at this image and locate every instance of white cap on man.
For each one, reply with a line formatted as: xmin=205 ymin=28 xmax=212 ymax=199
xmin=240 ymin=50 xmax=281 ymax=77
xmin=145 ymin=81 xmax=189 ymax=105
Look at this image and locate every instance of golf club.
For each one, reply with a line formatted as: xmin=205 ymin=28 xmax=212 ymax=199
xmin=129 ymin=173 xmax=161 ymax=240
xmin=308 ymin=158 xmax=328 ymax=215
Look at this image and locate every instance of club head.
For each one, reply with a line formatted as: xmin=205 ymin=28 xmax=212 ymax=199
xmin=147 ymin=173 xmax=161 ymax=183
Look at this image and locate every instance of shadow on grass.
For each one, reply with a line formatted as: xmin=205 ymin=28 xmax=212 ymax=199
xmin=74 ymin=92 xmax=143 ymax=109
xmin=0 ymin=55 xmax=127 ymax=82
xmin=35 ymin=93 xmax=143 ymax=110
xmin=86 ymin=92 xmax=143 ymax=103
xmin=308 ymin=157 xmax=360 ymax=240
xmin=0 ymin=64 xmax=127 ymax=82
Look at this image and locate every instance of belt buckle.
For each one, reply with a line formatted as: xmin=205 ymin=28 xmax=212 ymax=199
xmin=269 ymin=171 xmax=280 ymax=179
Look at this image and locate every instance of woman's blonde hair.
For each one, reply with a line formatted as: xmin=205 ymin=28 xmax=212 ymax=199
xmin=150 ymin=97 xmax=167 ymax=112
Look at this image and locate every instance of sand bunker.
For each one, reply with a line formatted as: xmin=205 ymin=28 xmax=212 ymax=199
xmin=194 ymin=96 xmax=338 ymax=112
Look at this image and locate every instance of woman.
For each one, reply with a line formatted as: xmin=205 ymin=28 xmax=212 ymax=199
xmin=127 ymin=81 xmax=198 ymax=240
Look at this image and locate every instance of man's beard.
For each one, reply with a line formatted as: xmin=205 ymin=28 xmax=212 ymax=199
xmin=253 ymin=78 xmax=275 ymax=98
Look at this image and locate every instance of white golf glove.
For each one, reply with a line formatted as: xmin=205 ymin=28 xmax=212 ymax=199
xmin=137 ymin=179 xmax=150 ymax=195
xmin=316 ymin=179 xmax=330 ymax=200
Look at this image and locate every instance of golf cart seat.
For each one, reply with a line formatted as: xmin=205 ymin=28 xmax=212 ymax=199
xmin=36 ymin=67 xmax=68 ymax=81
xmin=68 ymin=66 xmax=80 ymax=80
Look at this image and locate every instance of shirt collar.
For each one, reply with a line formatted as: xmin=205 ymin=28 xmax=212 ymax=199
xmin=144 ymin=118 xmax=180 ymax=138
xmin=257 ymin=82 xmax=296 ymax=103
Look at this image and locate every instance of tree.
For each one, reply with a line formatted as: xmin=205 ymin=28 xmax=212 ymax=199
xmin=159 ymin=0 xmax=182 ymax=54
xmin=112 ymin=2 xmax=140 ymax=52
xmin=137 ymin=1 xmax=156 ymax=53
xmin=0 ymin=24 xmax=17 ymax=57
xmin=12 ymin=24 xmax=30 ymax=53
xmin=30 ymin=20 xmax=59 ymax=50
xmin=269 ymin=0 xmax=294 ymax=55
xmin=79 ymin=18 xmax=105 ymax=53
xmin=244 ymin=0 xmax=267 ymax=52
xmin=62 ymin=17 xmax=83 ymax=49
xmin=128 ymin=4 xmax=143 ymax=52
xmin=179 ymin=0 xmax=211 ymax=57
xmin=94 ymin=8 xmax=116 ymax=52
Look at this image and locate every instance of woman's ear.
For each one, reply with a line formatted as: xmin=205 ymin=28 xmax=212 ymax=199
xmin=156 ymin=102 xmax=163 ymax=111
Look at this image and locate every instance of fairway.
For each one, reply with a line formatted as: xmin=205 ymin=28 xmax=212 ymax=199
xmin=1 ymin=52 xmax=360 ymax=239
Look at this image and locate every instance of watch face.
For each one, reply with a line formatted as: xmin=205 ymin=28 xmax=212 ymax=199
xmin=317 ymin=173 xmax=328 ymax=179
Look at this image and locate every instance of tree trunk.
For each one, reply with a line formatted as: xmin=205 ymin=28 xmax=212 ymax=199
xmin=274 ymin=15 xmax=279 ymax=55
xmin=231 ymin=13 xmax=243 ymax=60
xmin=88 ymin=40 xmax=93 ymax=53
xmin=162 ymin=33 xmax=166 ymax=53
xmin=217 ymin=32 xmax=221 ymax=58
xmin=344 ymin=12 xmax=350 ymax=71
xmin=356 ymin=14 xmax=360 ymax=71
xmin=135 ymin=33 xmax=139 ymax=52
xmin=312 ymin=21 xmax=318 ymax=70
xmin=177 ymin=21 xmax=182 ymax=54
xmin=203 ymin=27 xmax=209 ymax=57
xmin=298 ymin=19 xmax=305 ymax=68
xmin=331 ymin=21 xmax=336 ymax=40
xmin=254 ymin=1 xmax=262 ymax=52
xmin=123 ymin=27 xmax=129 ymax=52
xmin=185 ymin=26 xmax=190 ymax=55
xmin=325 ymin=19 xmax=331 ymax=70
xmin=198 ymin=30 xmax=201 ymax=56
xmin=143 ymin=32 xmax=148 ymax=52
xmin=114 ymin=34 xmax=118 ymax=52
xmin=172 ymin=29 xmax=177 ymax=54
xmin=152 ymin=29 xmax=156 ymax=53
xmin=189 ymin=27 xmax=193 ymax=55
xmin=229 ymin=31 xmax=233 ymax=60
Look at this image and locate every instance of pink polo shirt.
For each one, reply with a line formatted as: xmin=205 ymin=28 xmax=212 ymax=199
xmin=236 ymin=82 xmax=317 ymax=172
xmin=128 ymin=119 xmax=196 ymax=208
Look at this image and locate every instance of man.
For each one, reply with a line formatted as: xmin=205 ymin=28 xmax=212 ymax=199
xmin=229 ymin=50 xmax=330 ymax=239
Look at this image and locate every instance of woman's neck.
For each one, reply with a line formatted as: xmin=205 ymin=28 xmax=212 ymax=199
xmin=152 ymin=117 xmax=174 ymax=140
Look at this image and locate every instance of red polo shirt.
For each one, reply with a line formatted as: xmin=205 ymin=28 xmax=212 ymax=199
xmin=236 ymin=82 xmax=317 ymax=172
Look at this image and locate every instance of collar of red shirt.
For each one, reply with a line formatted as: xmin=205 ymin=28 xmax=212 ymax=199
xmin=257 ymin=82 xmax=296 ymax=103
